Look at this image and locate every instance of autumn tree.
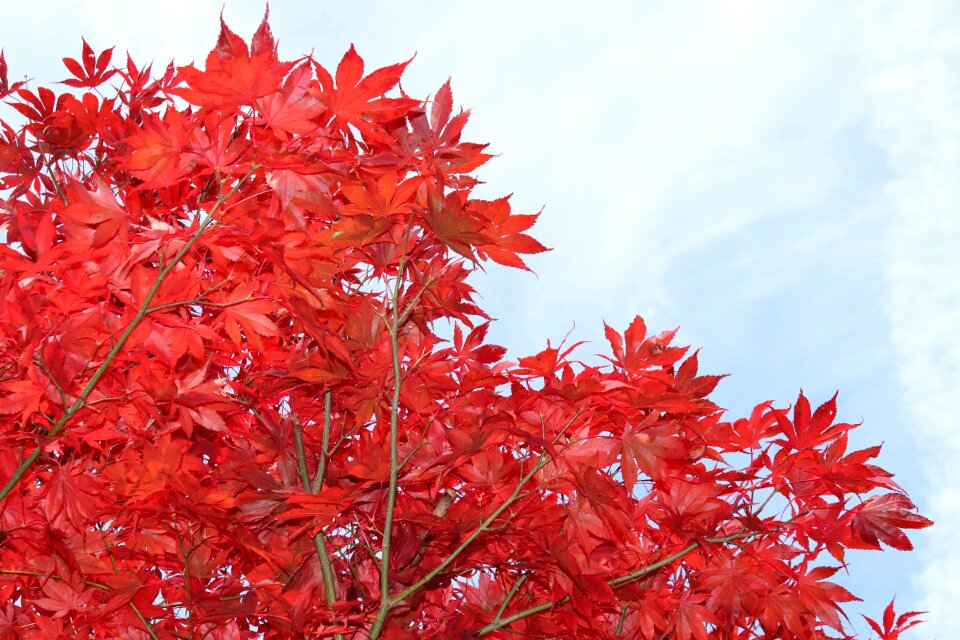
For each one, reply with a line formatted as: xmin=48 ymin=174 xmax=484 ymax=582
xmin=0 ymin=13 xmax=932 ymax=640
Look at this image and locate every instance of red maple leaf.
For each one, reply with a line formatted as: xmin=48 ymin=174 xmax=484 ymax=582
xmin=0 ymin=50 xmax=25 ymax=98
xmin=173 ymin=10 xmax=294 ymax=108
xmin=60 ymin=39 xmax=117 ymax=88
xmin=863 ymin=599 xmax=925 ymax=640
xmin=851 ymin=493 xmax=933 ymax=551
xmin=311 ymin=45 xmax=418 ymax=141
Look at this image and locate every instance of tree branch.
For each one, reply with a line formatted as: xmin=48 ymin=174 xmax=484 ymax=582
xmin=311 ymin=390 xmax=333 ymax=494
xmin=387 ymin=408 xmax=585 ymax=610
xmin=368 ymin=221 xmax=413 ymax=639
xmin=475 ymin=529 xmax=772 ymax=636
xmin=292 ymin=398 xmax=342 ymax=640
xmin=0 ymin=166 xmax=258 ymax=503
xmin=492 ymin=572 xmax=528 ymax=626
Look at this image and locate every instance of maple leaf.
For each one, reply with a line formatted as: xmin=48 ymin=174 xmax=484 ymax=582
xmin=862 ymin=599 xmax=925 ymax=640
xmin=470 ymin=196 xmax=548 ymax=270
xmin=621 ymin=420 xmax=688 ymax=488
xmin=280 ymin=486 xmax=357 ymax=522
xmin=193 ymin=113 xmax=249 ymax=173
xmin=672 ymin=594 xmax=718 ymax=640
xmin=657 ymin=481 xmax=727 ymax=536
xmin=340 ymin=173 xmax=421 ymax=219
xmin=674 ymin=350 xmax=725 ymax=399
xmin=0 ymin=50 xmax=25 ymax=99
xmin=792 ymin=564 xmax=859 ymax=631
xmin=420 ymin=188 xmax=489 ymax=260
xmin=405 ymin=79 xmax=493 ymax=183
xmin=215 ymin=282 xmax=281 ymax=348
xmin=0 ymin=365 xmax=57 ymax=422
xmin=311 ymin=44 xmax=418 ymax=140
xmin=774 ymin=391 xmax=856 ymax=451
xmin=173 ymin=10 xmax=295 ymax=108
xmin=10 ymin=88 xmax=101 ymax=153
xmin=851 ymin=493 xmax=933 ymax=550
xmin=603 ymin=315 xmax=687 ymax=373
xmin=325 ymin=213 xmax=393 ymax=249
xmin=700 ymin=552 xmax=766 ymax=614
xmin=516 ymin=339 xmax=584 ymax=378
xmin=574 ymin=467 xmax=633 ymax=540
xmin=59 ymin=176 xmax=127 ymax=246
xmin=122 ymin=110 xmax=198 ymax=187
xmin=451 ymin=322 xmax=507 ymax=365
xmin=60 ymin=39 xmax=117 ymax=88
xmin=34 ymin=580 xmax=90 ymax=619
xmin=42 ymin=460 xmax=105 ymax=528
xmin=108 ymin=434 xmax=192 ymax=498
xmin=255 ymin=62 xmax=324 ymax=137
xmin=430 ymin=79 xmax=454 ymax=137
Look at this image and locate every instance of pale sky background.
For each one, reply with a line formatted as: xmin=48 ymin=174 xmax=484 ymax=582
xmin=2 ymin=1 xmax=958 ymax=637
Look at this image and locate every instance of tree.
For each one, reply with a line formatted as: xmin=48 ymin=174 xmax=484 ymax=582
xmin=0 ymin=12 xmax=932 ymax=640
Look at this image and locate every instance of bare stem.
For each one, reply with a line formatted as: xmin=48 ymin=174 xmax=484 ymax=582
xmin=311 ymin=390 xmax=332 ymax=494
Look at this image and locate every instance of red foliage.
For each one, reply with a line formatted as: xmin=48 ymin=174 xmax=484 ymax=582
xmin=0 ymin=12 xmax=931 ymax=640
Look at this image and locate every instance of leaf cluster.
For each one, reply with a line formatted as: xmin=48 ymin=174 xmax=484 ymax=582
xmin=0 ymin=12 xmax=931 ymax=640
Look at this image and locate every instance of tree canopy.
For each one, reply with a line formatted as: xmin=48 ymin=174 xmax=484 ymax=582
xmin=0 ymin=12 xmax=931 ymax=640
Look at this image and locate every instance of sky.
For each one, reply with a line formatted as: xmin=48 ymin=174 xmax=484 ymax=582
xmin=1 ymin=1 xmax=958 ymax=636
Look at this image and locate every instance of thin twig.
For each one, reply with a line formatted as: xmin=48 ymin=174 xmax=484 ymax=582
xmin=311 ymin=390 xmax=333 ymax=494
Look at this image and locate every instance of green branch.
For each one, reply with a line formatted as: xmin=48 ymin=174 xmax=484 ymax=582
xmin=292 ymin=393 xmax=342 ymax=640
xmin=0 ymin=167 xmax=258 ymax=504
xmin=368 ymin=220 xmax=414 ymax=640
xmin=476 ymin=530 xmax=768 ymax=636
xmin=388 ymin=408 xmax=584 ymax=611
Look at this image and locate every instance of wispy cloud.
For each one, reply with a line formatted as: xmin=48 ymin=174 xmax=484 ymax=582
xmin=344 ymin=1 xmax=871 ymax=354
xmin=1 ymin=1 xmax=952 ymax=633
xmin=856 ymin=2 xmax=960 ymax=636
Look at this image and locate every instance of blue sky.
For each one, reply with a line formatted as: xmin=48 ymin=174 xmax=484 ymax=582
xmin=2 ymin=1 xmax=958 ymax=636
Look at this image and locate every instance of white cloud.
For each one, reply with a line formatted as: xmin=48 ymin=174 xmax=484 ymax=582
xmin=856 ymin=1 xmax=960 ymax=637
xmin=2 ymin=1 xmax=955 ymax=634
